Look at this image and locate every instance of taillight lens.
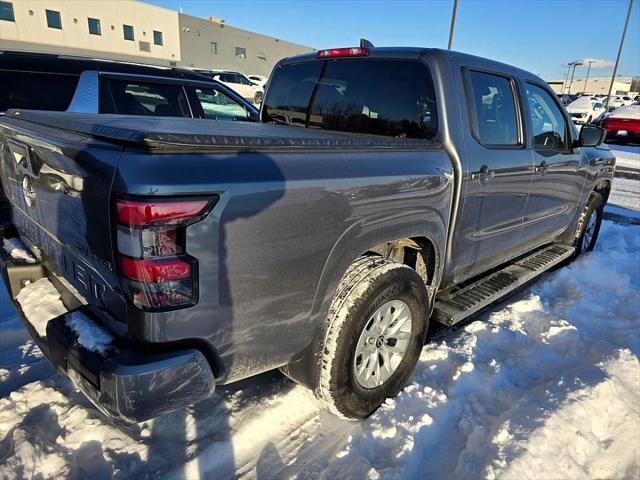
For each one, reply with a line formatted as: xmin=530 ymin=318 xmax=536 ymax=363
xmin=115 ymin=196 xmax=215 ymax=310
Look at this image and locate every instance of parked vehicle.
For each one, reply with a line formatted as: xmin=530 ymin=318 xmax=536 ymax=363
xmin=602 ymin=102 xmax=640 ymax=144
xmin=247 ymin=74 xmax=268 ymax=88
xmin=556 ymin=93 xmax=577 ymax=106
xmin=0 ymin=46 xmax=614 ymax=423
xmin=602 ymin=95 xmax=632 ymax=111
xmin=566 ymin=96 xmax=606 ymax=124
xmin=0 ymin=51 xmax=259 ymax=121
xmin=202 ymin=70 xmax=265 ymax=104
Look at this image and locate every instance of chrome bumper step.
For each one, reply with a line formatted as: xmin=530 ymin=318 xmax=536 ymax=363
xmin=433 ymin=244 xmax=575 ymax=326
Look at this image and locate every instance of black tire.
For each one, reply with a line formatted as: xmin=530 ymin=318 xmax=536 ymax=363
xmin=315 ymin=256 xmax=430 ymax=419
xmin=573 ymin=192 xmax=604 ymax=254
xmin=254 ymin=91 xmax=264 ymax=104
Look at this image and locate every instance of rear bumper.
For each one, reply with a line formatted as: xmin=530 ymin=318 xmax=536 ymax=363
xmin=1 ymin=245 xmax=216 ymax=424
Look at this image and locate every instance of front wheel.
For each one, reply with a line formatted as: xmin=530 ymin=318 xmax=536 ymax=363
xmin=315 ymin=256 xmax=430 ymax=419
xmin=253 ymin=91 xmax=264 ymax=105
xmin=573 ymin=192 xmax=604 ymax=254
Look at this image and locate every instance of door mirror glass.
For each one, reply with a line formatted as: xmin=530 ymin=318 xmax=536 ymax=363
xmin=579 ymin=124 xmax=605 ymax=147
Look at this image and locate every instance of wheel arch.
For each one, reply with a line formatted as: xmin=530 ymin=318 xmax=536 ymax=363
xmin=281 ymin=209 xmax=447 ymax=388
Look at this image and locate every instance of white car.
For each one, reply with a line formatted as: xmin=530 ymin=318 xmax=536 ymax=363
xmin=209 ymin=70 xmax=264 ymax=104
xmin=247 ymin=75 xmax=268 ymax=88
xmin=603 ymin=95 xmax=633 ymax=110
xmin=566 ymin=97 xmax=606 ymax=125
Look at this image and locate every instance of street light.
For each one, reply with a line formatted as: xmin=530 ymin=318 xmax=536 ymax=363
xmin=567 ymin=61 xmax=583 ymax=94
xmin=583 ymin=60 xmax=594 ymax=94
xmin=604 ymin=0 xmax=635 ymax=111
xmin=448 ymin=0 xmax=459 ymax=50
xmin=561 ymin=64 xmax=572 ymax=93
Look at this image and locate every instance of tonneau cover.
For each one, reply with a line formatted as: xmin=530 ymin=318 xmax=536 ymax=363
xmin=2 ymin=110 xmax=439 ymax=152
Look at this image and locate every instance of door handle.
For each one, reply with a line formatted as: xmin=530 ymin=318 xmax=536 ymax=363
xmin=535 ymin=161 xmax=551 ymax=175
xmin=473 ymin=165 xmax=495 ymax=185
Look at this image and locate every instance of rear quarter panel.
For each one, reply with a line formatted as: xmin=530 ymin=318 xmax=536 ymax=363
xmin=114 ymin=147 xmax=453 ymax=382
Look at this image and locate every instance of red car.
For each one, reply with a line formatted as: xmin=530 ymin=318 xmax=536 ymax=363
xmin=602 ymin=104 xmax=640 ymax=144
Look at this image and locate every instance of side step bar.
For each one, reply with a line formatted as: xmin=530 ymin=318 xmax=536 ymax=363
xmin=432 ymin=244 xmax=575 ymax=326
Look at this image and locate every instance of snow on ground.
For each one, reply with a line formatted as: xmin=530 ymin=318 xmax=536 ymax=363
xmin=0 ymin=168 xmax=639 ymax=479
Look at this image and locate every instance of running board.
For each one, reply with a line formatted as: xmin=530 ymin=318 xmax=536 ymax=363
xmin=433 ymin=244 xmax=575 ymax=326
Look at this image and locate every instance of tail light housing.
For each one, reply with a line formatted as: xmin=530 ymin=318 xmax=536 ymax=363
xmin=115 ymin=197 xmax=216 ymax=311
xmin=316 ymin=47 xmax=369 ymax=59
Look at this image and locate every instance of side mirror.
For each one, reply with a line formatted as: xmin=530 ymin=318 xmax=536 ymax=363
xmin=576 ymin=124 xmax=606 ymax=148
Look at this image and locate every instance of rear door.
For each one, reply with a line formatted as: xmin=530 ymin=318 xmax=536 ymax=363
xmin=452 ymin=65 xmax=534 ymax=281
xmin=519 ymin=82 xmax=582 ymax=250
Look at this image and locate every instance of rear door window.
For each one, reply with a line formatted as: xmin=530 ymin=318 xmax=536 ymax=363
xmin=194 ymin=87 xmax=249 ymax=121
xmin=103 ymin=79 xmax=191 ymax=117
xmin=0 ymin=70 xmax=79 ymax=112
xmin=262 ymin=59 xmax=438 ymax=139
xmin=466 ymin=70 xmax=520 ymax=146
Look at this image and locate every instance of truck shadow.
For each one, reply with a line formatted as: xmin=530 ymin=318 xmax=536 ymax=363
xmin=141 ymin=150 xmax=288 ymax=479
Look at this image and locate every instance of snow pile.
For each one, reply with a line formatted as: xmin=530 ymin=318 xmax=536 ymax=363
xmin=15 ymin=278 xmax=67 ymax=337
xmin=0 ymin=178 xmax=638 ymax=478
xmin=2 ymin=238 xmax=36 ymax=264
xmin=66 ymin=312 xmax=114 ymax=354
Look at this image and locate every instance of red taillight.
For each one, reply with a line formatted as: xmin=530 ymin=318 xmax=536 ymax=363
xmin=121 ymin=257 xmax=191 ymax=283
xmin=117 ymin=199 xmax=210 ymax=226
xmin=115 ymin=197 xmax=216 ymax=310
xmin=316 ymin=47 xmax=369 ymax=59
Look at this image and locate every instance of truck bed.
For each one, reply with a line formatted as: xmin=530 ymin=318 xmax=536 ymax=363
xmin=3 ymin=110 xmax=440 ymax=153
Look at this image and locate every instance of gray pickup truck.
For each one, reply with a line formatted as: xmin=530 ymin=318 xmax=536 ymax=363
xmin=0 ymin=47 xmax=615 ymax=423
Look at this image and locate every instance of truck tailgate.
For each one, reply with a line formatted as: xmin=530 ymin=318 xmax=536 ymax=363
xmin=0 ymin=116 xmax=127 ymax=320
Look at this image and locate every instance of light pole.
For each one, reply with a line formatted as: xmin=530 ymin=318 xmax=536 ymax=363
xmin=561 ymin=66 xmax=571 ymax=94
xmin=567 ymin=61 xmax=583 ymax=95
xmin=583 ymin=60 xmax=594 ymax=94
xmin=604 ymin=0 xmax=635 ymax=111
xmin=448 ymin=0 xmax=459 ymax=50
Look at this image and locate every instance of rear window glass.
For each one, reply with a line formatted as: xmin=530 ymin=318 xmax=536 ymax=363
xmin=103 ymin=79 xmax=190 ymax=117
xmin=262 ymin=59 xmax=438 ymax=139
xmin=0 ymin=70 xmax=79 ymax=112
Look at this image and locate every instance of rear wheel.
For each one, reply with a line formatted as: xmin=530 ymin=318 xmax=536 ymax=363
xmin=254 ymin=91 xmax=264 ymax=105
xmin=573 ymin=192 xmax=604 ymax=254
xmin=315 ymin=256 xmax=430 ymax=419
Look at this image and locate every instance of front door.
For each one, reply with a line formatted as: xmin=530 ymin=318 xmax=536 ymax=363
xmin=452 ymin=67 xmax=534 ymax=283
xmin=519 ymin=82 xmax=582 ymax=251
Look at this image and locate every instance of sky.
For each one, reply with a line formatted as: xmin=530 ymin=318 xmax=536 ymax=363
xmin=147 ymin=0 xmax=640 ymax=81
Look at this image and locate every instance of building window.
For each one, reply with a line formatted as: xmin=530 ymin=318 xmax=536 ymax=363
xmin=235 ymin=47 xmax=246 ymax=59
xmin=46 ymin=9 xmax=62 ymax=29
xmin=210 ymin=42 xmax=218 ymax=54
xmin=88 ymin=17 xmax=101 ymax=35
xmin=123 ymin=24 xmax=134 ymax=41
xmin=0 ymin=1 xmax=14 ymax=22
xmin=153 ymin=30 xmax=163 ymax=46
